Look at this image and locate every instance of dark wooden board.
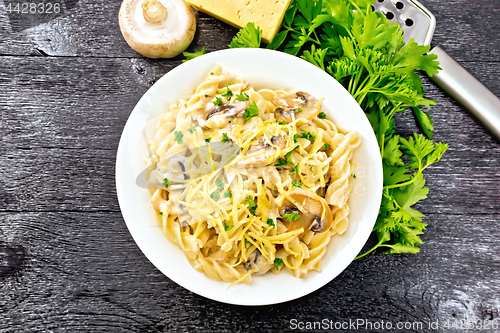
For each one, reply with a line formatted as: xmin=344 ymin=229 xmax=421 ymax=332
xmin=0 ymin=0 xmax=499 ymax=62
xmin=0 ymin=212 xmax=498 ymax=332
xmin=1 ymin=0 xmax=499 ymax=331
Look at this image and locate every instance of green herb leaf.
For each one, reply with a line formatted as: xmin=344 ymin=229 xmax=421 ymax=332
xmin=266 ymin=219 xmax=275 ymax=227
xmin=244 ymin=101 xmax=259 ymax=121
xmin=221 ymin=133 xmax=230 ymax=143
xmin=229 ymin=22 xmax=262 ymax=48
xmin=163 ymin=178 xmax=169 ymax=187
xmin=210 ymin=191 xmax=220 ymax=202
xmin=274 ymin=258 xmax=283 ymax=271
xmin=300 ymin=130 xmax=316 ymax=140
xmin=293 ymin=134 xmax=300 ymax=143
xmin=323 ymin=143 xmax=330 ymax=152
xmin=282 ymin=211 xmax=300 ymax=221
xmin=174 ymin=131 xmax=183 ymax=145
xmin=244 ymin=196 xmax=258 ymax=216
xmin=182 ymin=47 xmax=206 ymax=62
xmin=236 ymin=92 xmax=250 ymax=101
xmin=213 ymin=96 xmax=223 ymax=106
xmin=205 ymin=137 xmax=211 ymax=143
xmin=318 ymin=112 xmax=327 ymax=119
xmin=223 ymin=189 xmax=233 ymax=199
xmin=292 ymin=180 xmax=302 ymax=188
xmin=224 ymin=222 xmax=234 ymax=231
xmin=187 ymin=125 xmax=197 ymax=133
xmin=221 ymin=84 xmax=233 ymax=99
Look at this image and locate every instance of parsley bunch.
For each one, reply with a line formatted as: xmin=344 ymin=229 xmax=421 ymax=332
xmin=230 ymin=0 xmax=449 ymax=257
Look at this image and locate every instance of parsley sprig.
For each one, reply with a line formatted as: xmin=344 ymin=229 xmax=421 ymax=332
xmin=230 ymin=0 xmax=447 ymax=257
xmin=236 ymin=92 xmax=250 ymax=101
xmin=229 ymin=22 xmax=262 ymax=48
xmin=182 ymin=47 xmax=206 ymax=62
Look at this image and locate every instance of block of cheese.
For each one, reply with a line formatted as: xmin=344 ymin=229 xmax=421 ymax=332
xmin=186 ymin=0 xmax=291 ymax=44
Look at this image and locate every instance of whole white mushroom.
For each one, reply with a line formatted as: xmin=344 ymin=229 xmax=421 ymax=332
xmin=119 ymin=0 xmax=196 ymax=58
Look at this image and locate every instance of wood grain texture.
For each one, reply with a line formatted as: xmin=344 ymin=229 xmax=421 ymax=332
xmin=0 ymin=0 xmax=499 ymax=62
xmin=0 ymin=212 xmax=498 ymax=333
xmin=0 ymin=0 xmax=499 ymax=332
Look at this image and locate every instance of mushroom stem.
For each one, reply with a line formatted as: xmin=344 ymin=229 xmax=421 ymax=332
xmin=142 ymin=0 xmax=167 ymax=23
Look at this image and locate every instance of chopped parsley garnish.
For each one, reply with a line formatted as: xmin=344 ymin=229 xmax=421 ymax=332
xmin=277 ymin=120 xmax=288 ymax=125
xmin=274 ymin=258 xmax=283 ymax=271
xmin=282 ymin=211 xmax=300 ymax=221
xmin=244 ymin=238 xmax=250 ymax=248
xmin=318 ymin=112 xmax=327 ymax=119
xmin=275 ymin=150 xmax=293 ymax=167
xmin=300 ymin=130 xmax=316 ymax=140
xmin=275 ymin=158 xmax=288 ymax=167
xmin=323 ymin=143 xmax=331 ymax=152
xmin=216 ymin=177 xmax=224 ymax=191
xmin=293 ymin=134 xmax=300 ymax=143
xmin=221 ymin=84 xmax=233 ymax=99
xmin=223 ymin=189 xmax=233 ymax=199
xmin=292 ymin=180 xmax=302 ymax=188
xmin=296 ymin=107 xmax=303 ymax=113
xmin=352 ymin=174 xmax=357 ymax=178
xmin=244 ymin=101 xmax=259 ymax=121
xmin=163 ymin=178 xmax=169 ymax=187
xmin=159 ymin=212 xmax=163 ymax=215
xmin=210 ymin=191 xmax=220 ymax=202
xmin=205 ymin=137 xmax=211 ymax=143
xmin=221 ymin=133 xmax=230 ymax=143
xmin=310 ymin=165 xmax=314 ymax=173
xmin=244 ymin=195 xmax=258 ymax=216
xmin=210 ymin=72 xmax=214 ymax=75
xmin=213 ymin=96 xmax=223 ymax=106
xmin=174 ymin=131 xmax=183 ymax=144
xmin=266 ymin=219 xmax=275 ymax=227
xmin=182 ymin=47 xmax=206 ymax=62
xmin=224 ymin=222 xmax=234 ymax=231
xmin=290 ymin=164 xmax=299 ymax=175
xmin=236 ymin=92 xmax=250 ymax=101
xmin=187 ymin=125 xmax=197 ymax=133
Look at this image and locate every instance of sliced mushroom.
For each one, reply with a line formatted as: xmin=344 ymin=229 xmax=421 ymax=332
xmin=271 ymin=135 xmax=287 ymax=149
xmin=272 ymin=91 xmax=320 ymax=123
xmin=279 ymin=188 xmax=333 ymax=233
xmin=206 ymin=105 xmax=239 ymax=120
xmin=244 ymin=250 xmax=272 ymax=275
xmin=202 ymin=100 xmax=249 ymax=128
xmin=247 ymin=135 xmax=287 ymax=155
xmin=119 ymin=0 xmax=196 ymax=58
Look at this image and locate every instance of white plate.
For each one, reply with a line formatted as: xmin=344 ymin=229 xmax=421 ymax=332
xmin=116 ymin=48 xmax=383 ymax=306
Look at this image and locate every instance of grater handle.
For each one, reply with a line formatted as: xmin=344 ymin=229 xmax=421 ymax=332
xmin=430 ymin=46 xmax=500 ymax=140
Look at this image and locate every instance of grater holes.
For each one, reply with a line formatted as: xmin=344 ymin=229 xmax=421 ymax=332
xmin=405 ymin=18 xmax=414 ymax=26
xmin=395 ymin=2 xmax=404 ymax=9
xmin=385 ymin=11 xmax=394 ymax=20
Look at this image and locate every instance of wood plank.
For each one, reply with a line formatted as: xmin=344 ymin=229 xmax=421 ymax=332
xmin=0 ymin=0 xmax=498 ymax=63
xmin=0 ymin=212 xmax=498 ymax=331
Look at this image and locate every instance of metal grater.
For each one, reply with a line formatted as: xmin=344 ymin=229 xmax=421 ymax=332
xmin=373 ymin=0 xmax=500 ymax=140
